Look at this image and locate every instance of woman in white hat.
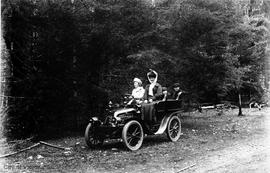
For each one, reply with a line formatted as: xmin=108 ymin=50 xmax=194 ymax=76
xmin=131 ymin=77 xmax=145 ymax=100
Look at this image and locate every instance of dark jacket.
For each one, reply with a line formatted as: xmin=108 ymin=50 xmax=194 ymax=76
xmin=143 ymin=83 xmax=163 ymax=101
xmin=167 ymin=89 xmax=183 ymax=100
xmin=172 ymin=90 xmax=181 ymax=99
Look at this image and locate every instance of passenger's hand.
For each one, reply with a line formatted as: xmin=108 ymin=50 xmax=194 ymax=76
xmin=136 ymin=100 xmax=143 ymax=104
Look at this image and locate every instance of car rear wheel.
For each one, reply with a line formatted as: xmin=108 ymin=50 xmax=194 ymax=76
xmin=122 ymin=120 xmax=144 ymax=151
xmin=166 ymin=115 xmax=181 ymax=142
xmin=85 ymin=122 xmax=103 ymax=148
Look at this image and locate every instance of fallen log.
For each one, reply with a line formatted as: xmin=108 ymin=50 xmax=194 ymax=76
xmin=7 ymin=136 xmax=34 ymax=144
xmin=0 ymin=141 xmax=69 ymax=158
xmin=201 ymin=106 xmax=215 ymax=109
xmin=39 ymin=141 xmax=67 ymax=150
xmin=0 ymin=142 xmax=41 ymax=158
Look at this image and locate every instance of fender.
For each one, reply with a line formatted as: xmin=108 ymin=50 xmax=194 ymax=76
xmin=154 ymin=111 xmax=182 ymax=135
xmin=89 ymin=117 xmax=102 ymax=126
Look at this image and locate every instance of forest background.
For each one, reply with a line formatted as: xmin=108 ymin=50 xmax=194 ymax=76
xmin=1 ymin=0 xmax=270 ymax=139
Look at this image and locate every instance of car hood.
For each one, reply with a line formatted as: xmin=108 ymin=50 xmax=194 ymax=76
xmin=114 ymin=108 xmax=136 ymax=120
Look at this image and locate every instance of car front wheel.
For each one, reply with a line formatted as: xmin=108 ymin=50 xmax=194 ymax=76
xmin=85 ymin=122 xmax=103 ymax=148
xmin=122 ymin=120 xmax=144 ymax=151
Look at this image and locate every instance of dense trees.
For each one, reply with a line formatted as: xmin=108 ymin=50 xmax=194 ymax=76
xmin=156 ymin=0 xmax=269 ymax=115
xmin=2 ymin=0 xmax=269 ymax=138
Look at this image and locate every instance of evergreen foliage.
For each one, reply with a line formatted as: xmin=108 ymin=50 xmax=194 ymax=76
xmin=2 ymin=0 xmax=268 ymax=138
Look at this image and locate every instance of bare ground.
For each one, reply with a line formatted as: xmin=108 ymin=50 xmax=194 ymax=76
xmin=1 ymin=108 xmax=269 ymax=173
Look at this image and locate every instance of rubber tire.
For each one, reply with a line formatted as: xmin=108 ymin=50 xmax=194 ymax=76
xmin=85 ymin=122 xmax=103 ymax=148
xmin=166 ymin=115 xmax=181 ymax=142
xmin=122 ymin=120 xmax=144 ymax=151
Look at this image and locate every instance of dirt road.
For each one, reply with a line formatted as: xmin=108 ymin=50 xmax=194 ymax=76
xmin=1 ymin=108 xmax=269 ymax=173
xmin=188 ymin=110 xmax=270 ymax=173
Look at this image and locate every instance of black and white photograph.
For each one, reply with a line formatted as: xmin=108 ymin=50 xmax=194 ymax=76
xmin=0 ymin=0 xmax=270 ymax=172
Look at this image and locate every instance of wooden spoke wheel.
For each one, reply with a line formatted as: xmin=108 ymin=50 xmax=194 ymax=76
xmin=166 ymin=115 xmax=181 ymax=142
xmin=85 ymin=123 xmax=103 ymax=148
xmin=122 ymin=120 xmax=144 ymax=151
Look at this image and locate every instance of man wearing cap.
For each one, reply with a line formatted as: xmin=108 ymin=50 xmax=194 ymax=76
xmin=171 ymin=83 xmax=182 ymax=100
xmin=143 ymin=70 xmax=163 ymax=103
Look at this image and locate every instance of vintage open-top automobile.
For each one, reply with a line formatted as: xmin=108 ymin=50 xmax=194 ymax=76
xmin=85 ymin=97 xmax=183 ymax=151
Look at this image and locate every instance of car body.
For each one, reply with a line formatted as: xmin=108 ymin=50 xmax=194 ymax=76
xmin=85 ymin=99 xmax=183 ymax=151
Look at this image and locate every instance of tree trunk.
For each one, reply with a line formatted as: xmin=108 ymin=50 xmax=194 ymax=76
xmin=238 ymin=92 xmax=243 ymax=116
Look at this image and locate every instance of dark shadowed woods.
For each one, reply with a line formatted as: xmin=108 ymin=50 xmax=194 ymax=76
xmin=1 ymin=0 xmax=269 ymax=139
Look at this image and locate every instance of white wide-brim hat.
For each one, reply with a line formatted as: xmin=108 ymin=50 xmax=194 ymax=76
xmin=133 ymin=77 xmax=142 ymax=84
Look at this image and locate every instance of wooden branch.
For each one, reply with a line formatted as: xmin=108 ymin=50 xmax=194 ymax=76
xmin=39 ymin=141 xmax=67 ymax=150
xmin=0 ymin=141 xmax=69 ymax=158
xmin=8 ymin=136 xmax=34 ymax=144
xmin=176 ymin=164 xmax=196 ymax=173
xmin=0 ymin=142 xmax=41 ymax=158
